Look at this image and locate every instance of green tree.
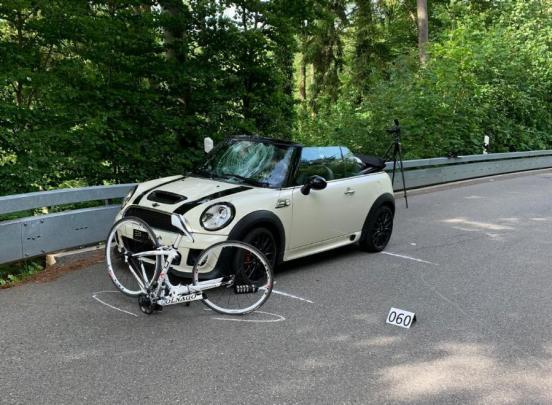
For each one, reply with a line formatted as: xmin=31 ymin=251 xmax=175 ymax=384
xmin=295 ymin=0 xmax=551 ymax=158
xmin=0 ymin=0 xmax=305 ymax=196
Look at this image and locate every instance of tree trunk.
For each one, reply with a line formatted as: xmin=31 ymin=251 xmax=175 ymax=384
xmin=417 ymin=0 xmax=428 ymax=65
xmin=299 ymin=53 xmax=307 ymax=101
xmin=158 ymin=0 xmax=190 ymax=116
xmin=299 ymin=20 xmax=308 ymax=102
xmin=159 ymin=0 xmax=185 ymax=62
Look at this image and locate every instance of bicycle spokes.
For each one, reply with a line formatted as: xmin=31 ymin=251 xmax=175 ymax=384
xmin=194 ymin=241 xmax=273 ymax=315
xmin=106 ymin=218 xmax=161 ymax=297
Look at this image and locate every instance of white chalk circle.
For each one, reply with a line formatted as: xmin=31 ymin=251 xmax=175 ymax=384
xmin=206 ymin=309 xmax=285 ymax=323
xmin=93 ymin=291 xmax=285 ymax=322
xmin=92 ymin=290 xmax=139 ymax=317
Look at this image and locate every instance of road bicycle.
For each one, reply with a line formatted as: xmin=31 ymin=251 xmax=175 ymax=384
xmin=105 ymin=214 xmax=273 ymax=315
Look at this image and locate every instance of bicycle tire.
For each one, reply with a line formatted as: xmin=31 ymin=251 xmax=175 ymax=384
xmin=105 ymin=216 xmax=162 ymax=297
xmin=193 ymin=240 xmax=273 ymax=315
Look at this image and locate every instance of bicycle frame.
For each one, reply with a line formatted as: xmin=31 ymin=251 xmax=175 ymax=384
xmin=129 ymin=233 xmax=226 ymax=307
xmin=107 ymin=215 xmax=273 ymax=316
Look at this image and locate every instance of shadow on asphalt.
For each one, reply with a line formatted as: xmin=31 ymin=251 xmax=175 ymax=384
xmin=277 ymin=244 xmax=362 ymax=275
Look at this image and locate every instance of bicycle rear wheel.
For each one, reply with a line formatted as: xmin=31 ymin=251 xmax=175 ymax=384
xmin=105 ymin=216 xmax=162 ymax=297
xmin=193 ymin=241 xmax=273 ymax=315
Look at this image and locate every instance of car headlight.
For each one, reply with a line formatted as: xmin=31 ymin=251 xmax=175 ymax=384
xmin=122 ymin=185 xmax=138 ymax=206
xmin=200 ymin=203 xmax=235 ymax=231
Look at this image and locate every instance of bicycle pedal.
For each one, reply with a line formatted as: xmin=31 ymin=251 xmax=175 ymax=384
xmin=234 ymin=284 xmax=258 ymax=294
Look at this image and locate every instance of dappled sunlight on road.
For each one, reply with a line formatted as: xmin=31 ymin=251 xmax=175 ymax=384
xmin=529 ymin=217 xmax=552 ymax=222
xmin=354 ymin=335 xmax=402 ymax=348
xmin=351 ymin=312 xmax=381 ymax=325
xmin=379 ymin=342 xmax=552 ymax=403
xmin=499 ymin=217 xmax=521 ymax=223
xmin=442 ymin=218 xmax=514 ymax=231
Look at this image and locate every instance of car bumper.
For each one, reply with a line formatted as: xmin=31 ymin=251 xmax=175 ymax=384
xmin=115 ymin=209 xmax=229 ymax=277
xmin=163 ymin=229 xmax=228 ymax=276
xmin=155 ymin=228 xmax=228 ymax=276
xmin=116 ymin=223 xmax=228 ymax=278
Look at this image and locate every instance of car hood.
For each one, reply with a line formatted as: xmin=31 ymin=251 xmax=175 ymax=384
xmin=131 ymin=175 xmax=253 ymax=213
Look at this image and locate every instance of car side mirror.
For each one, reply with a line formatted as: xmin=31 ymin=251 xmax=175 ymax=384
xmin=300 ymin=175 xmax=327 ymax=195
xmin=204 ymin=137 xmax=214 ymax=153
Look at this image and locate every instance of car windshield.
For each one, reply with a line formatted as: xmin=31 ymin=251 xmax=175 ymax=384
xmin=196 ymin=139 xmax=296 ymax=188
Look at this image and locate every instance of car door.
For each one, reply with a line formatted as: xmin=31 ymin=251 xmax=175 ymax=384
xmin=288 ymin=147 xmax=350 ymax=249
xmin=336 ymin=147 xmax=384 ymax=233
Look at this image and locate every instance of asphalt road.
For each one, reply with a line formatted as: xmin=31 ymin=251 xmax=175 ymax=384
xmin=2 ymin=171 xmax=552 ymax=404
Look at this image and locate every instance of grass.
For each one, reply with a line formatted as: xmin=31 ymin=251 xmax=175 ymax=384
xmin=0 ymin=259 xmax=45 ymax=287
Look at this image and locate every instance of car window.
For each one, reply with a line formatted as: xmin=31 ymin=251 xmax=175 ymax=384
xmin=341 ymin=147 xmax=364 ymax=178
xmin=294 ymin=147 xmax=343 ymax=185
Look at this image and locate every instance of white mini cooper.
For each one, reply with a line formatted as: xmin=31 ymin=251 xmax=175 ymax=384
xmin=116 ymin=136 xmax=395 ymax=277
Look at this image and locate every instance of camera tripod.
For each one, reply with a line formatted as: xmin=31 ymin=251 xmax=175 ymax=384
xmin=383 ymin=119 xmax=408 ymax=208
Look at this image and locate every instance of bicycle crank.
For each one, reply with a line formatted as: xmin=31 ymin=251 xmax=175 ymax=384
xmin=138 ymin=294 xmax=162 ymax=315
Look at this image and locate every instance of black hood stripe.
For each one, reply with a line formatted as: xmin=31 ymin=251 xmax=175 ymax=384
xmin=133 ymin=176 xmax=185 ymax=204
xmin=174 ymin=186 xmax=252 ymax=215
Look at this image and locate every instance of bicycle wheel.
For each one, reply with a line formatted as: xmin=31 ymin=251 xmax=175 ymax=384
xmin=105 ymin=216 xmax=162 ymax=297
xmin=193 ymin=241 xmax=273 ymax=315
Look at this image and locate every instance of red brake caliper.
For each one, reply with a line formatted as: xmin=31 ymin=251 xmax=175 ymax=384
xmin=243 ymin=251 xmax=253 ymax=267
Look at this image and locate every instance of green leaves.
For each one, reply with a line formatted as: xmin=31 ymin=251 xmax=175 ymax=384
xmin=295 ymin=0 xmax=552 ymax=159
xmin=0 ymin=0 xmax=306 ymax=196
xmin=0 ymin=259 xmax=43 ymax=286
xmin=1 ymin=0 xmax=550 ymax=197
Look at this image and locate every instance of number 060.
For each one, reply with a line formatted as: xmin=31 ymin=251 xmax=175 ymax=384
xmin=387 ymin=311 xmax=413 ymax=327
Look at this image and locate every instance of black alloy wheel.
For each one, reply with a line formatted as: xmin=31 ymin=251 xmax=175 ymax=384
xmin=241 ymin=227 xmax=278 ymax=270
xmin=359 ymin=205 xmax=394 ymax=252
xmin=371 ymin=208 xmax=393 ymax=250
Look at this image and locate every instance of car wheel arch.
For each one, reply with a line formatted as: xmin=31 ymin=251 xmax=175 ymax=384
xmin=228 ymin=210 xmax=286 ymax=265
xmin=357 ymin=192 xmax=395 ymax=252
xmin=364 ymin=193 xmax=395 ymax=225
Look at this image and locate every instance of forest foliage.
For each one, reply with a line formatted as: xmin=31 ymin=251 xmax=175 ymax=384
xmin=0 ymin=0 xmax=551 ymax=196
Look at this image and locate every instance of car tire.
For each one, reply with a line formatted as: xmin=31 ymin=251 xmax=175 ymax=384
xmin=241 ymin=227 xmax=278 ymax=269
xmin=359 ymin=205 xmax=394 ymax=252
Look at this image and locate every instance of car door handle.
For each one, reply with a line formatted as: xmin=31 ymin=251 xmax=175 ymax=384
xmin=344 ymin=188 xmax=355 ymax=196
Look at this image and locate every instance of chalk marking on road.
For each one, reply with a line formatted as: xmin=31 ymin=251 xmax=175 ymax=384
xmin=382 ymin=251 xmax=437 ymax=265
xmin=211 ymin=310 xmax=285 ymax=323
xmin=92 ymin=291 xmax=138 ymax=317
xmin=272 ymin=289 xmax=314 ymax=304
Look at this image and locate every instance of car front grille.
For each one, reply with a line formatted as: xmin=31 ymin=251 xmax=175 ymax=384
xmin=124 ymin=206 xmax=180 ymax=233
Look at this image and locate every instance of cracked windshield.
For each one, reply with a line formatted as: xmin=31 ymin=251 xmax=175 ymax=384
xmin=198 ymin=140 xmax=295 ymax=188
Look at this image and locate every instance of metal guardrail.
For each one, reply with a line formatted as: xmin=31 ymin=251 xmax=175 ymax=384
xmin=385 ymin=150 xmax=552 ymax=190
xmin=1 ymin=150 xmax=552 ymax=265
xmin=0 ymin=184 xmax=135 ymax=264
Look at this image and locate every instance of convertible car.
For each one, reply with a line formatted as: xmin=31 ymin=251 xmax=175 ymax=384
xmin=115 ymin=136 xmax=394 ymax=276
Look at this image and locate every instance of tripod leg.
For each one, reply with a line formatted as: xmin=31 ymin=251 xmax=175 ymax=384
xmin=391 ymin=155 xmax=397 ymax=186
xmin=383 ymin=143 xmax=394 ymax=163
xmin=397 ymin=143 xmax=408 ymax=208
